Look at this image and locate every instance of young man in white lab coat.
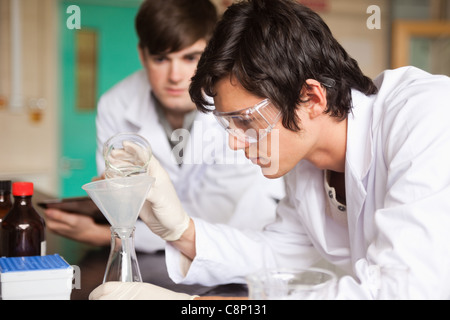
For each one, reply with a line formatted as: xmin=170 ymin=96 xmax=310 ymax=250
xmin=45 ymin=0 xmax=283 ymax=253
xmin=90 ymin=0 xmax=450 ymax=299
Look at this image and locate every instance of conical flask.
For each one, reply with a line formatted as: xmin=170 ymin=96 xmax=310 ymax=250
xmin=105 ymin=226 xmax=141 ymax=283
xmin=82 ymin=176 xmax=155 ymax=282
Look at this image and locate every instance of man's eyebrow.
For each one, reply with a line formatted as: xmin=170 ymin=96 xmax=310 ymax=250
xmin=184 ymin=51 xmax=204 ymax=57
xmin=149 ymin=50 xmax=204 ymax=59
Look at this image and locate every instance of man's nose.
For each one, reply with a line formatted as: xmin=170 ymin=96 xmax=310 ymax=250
xmin=228 ymin=134 xmax=248 ymax=150
xmin=169 ymin=60 xmax=183 ymax=83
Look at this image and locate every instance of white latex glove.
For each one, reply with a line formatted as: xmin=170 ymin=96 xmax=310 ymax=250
xmin=89 ymin=282 xmax=197 ymax=300
xmin=106 ymin=140 xmax=190 ymax=241
xmin=141 ymin=156 xmax=190 ymax=241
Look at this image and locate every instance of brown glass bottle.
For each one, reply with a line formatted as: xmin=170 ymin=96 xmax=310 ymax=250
xmin=0 ymin=180 xmax=12 ymax=222
xmin=1 ymin=182 xmax=46 ymax=257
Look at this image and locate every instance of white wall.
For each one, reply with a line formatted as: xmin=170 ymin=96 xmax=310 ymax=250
xmin=0 ymin=0 xmax=59 ymax=196
xmin=321 ymin=0 xmax=390 ymax=78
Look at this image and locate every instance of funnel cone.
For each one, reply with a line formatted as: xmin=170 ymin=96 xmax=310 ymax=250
xmin=82 ymin=176 xmax=155 ymax=229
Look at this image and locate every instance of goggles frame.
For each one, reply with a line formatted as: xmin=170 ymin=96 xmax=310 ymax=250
xmin=213 ymin=98 xmax=281 ymax=144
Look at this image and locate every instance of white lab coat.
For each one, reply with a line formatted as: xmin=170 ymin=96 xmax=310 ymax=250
xmin=95 ymin=70 xmax=285 ymax=252
xmin=166 ymin=67 xmax=450 ymax=299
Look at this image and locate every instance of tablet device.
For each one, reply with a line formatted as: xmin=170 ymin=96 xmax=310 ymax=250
xmin=38 ymin=197 xmax=109 ymax=224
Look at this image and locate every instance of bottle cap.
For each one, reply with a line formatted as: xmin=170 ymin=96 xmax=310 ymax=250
xmin=12 ymin=182 xmax=34 ymax=196
xmin=0 ymin=180 xmax=12 ymax=192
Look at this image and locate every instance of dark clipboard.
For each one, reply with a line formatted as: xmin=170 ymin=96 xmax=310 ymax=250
xmin=38 ymin=196 xmax=108 ymax=224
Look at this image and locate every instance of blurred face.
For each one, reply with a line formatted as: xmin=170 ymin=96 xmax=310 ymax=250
xmin=139 ymin=39 xmax=206 ymax=112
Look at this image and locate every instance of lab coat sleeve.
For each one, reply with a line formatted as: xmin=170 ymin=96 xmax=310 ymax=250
xmin=338 ymin=76 xmax=450 ymax=299
xmin=166 ymin=190 xmax=322 ymax=286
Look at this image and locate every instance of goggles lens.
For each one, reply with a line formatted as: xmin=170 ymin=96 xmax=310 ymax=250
xmin=213 ymin=99 xmax=281 ymax=143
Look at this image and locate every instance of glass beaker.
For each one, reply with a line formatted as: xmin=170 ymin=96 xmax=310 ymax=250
xmin=246 ymin=268 xmax=337 ymax=300
xmin=103 ymin=132 xmax=152 ymax=178
xmin=104 ymin=227 xmax=142 ymax=283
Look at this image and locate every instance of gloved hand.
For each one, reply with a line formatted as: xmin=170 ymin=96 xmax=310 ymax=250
xmin=140 ymin=156 xmax=191 ymax=241
xmin=89 ymin=282 xmax=198 ymax=300
xmin=106 ymin=140 xmax=190 ymax=241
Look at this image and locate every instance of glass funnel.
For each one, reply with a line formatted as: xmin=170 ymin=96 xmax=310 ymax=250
xmin=82 ymin=175 xmax=155 ymax=282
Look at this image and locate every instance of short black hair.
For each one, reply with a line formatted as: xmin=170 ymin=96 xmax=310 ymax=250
xmin=135 ymin=0 xmax=218 ymax=55
xmin=190 ymin=0 xmax=378 ymax=131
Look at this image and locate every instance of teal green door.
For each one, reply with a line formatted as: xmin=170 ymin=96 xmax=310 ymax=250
xmin=59 ymin=1 xmax=141 ymax=197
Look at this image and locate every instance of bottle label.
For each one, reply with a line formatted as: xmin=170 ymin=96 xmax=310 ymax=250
xmin=41 ymin=240 xmax=47 ymax=256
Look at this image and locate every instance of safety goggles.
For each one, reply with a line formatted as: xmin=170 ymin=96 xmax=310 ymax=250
xmin=213 ymin=99 xmax=281 ymax=144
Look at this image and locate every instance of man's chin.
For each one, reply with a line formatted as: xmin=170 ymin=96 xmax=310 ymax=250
xmin=159 ymin=97 xmax=195 ymax=112
xmin=260 ymin=165 xmax=281 ymax=179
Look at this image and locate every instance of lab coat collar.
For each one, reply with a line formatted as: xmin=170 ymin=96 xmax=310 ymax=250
xmin=345 ymin=89 xmax=376 ymax=182
xmin=291 ymin=90 xmax=377 ymax=267
xmin=123 ymin=73 xmax=152 ymax=129
xmin=345 ymin=90 xmax=376 ymax=256
xmin=142 ymin=95 xmax=182 ymax=177
xmin=178 ymin=111 xmax=221 ymax=167
xmin=292 ymin=90 xmax=375 ymax=203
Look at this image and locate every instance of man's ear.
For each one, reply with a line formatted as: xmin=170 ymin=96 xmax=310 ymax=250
xmin=301 ymin=79 xmax=328 ymax=119
xmin=137 ymin=45 xmax=146 ymax=66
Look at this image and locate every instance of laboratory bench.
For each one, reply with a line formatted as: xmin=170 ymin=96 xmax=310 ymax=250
xmin=69 ymin=247 xmax=248 ymax=300
xmin=33 ymin=189 xmax=248 ymax=300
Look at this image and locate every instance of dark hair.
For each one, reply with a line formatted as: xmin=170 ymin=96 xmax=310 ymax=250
xmin=190 ymin=0 xmax=378 ymax=131
xmin=135 ymin=0 xmax=218 ymax=55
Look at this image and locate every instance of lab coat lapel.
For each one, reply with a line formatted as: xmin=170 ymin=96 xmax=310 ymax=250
xmin=345 ymin=90 xmax=376 ymax=257
xmin=178 ymin=93 xmax=219 ymax=171
xmin=293 ymin=162 xmax=351 ymax=265
xmin=178 ymin=112 xmax=203 ymax=168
